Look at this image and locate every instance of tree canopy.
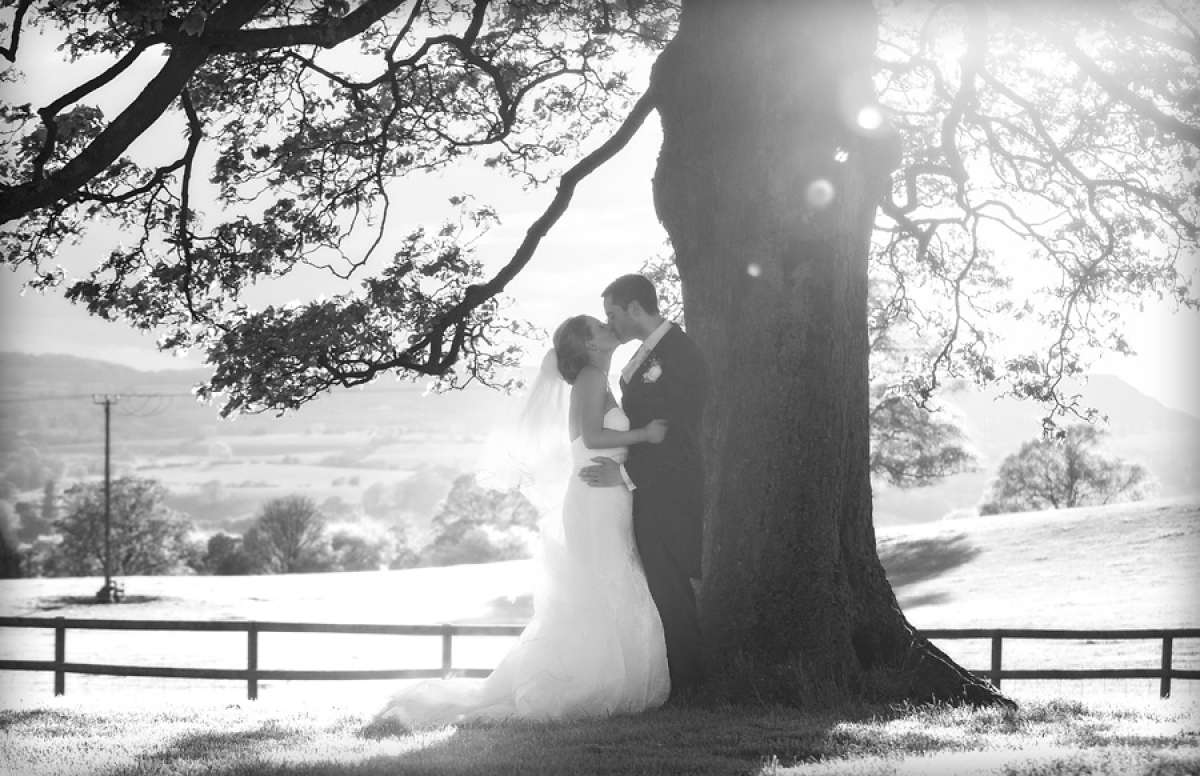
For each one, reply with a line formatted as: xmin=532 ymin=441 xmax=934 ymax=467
xmin=243 ymin=493 xmax=328 ymax=573
xmin=1 ymin=1 xmax=1194 ymax=421
xmin=52 ymin=476 xmax=195 ymax=576
xmin=979 ymin=423 xmax=1157 ymax=514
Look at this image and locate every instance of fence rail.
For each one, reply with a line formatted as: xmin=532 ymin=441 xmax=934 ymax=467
xmin=1 ymin=617 xmax=1196 ymax=700
xmin=0 ymin=616 xmax=524 ymax=700
xmin=922 ymin=628 xmax=1200 ymax=699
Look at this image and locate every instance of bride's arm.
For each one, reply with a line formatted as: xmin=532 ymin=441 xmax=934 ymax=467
xmin=574 ymin=366 xmax=665 ymax=449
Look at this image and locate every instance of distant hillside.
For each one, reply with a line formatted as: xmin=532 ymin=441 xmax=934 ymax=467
xmin=0 ymin=351 xmax=212 ymax=393
xmin=3 ymin=352 xmax=1197 ymax=526
xmin=0 ymin=351 xmax=511 ymax=446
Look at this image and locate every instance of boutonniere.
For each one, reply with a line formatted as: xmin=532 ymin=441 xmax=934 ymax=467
xmin=642 ymin=357 xmax=663 ymax=383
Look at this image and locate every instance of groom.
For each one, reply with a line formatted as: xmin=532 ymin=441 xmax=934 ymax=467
xmin=580 ymin=273 xmax=708 ymax=698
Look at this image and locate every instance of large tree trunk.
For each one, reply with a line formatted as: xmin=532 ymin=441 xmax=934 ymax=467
xmin=651 ymin=0 xmax=1009 ymax=707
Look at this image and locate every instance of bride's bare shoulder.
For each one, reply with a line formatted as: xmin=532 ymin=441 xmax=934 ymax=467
xmin=573 ymin=364 xmax=607 ymax=388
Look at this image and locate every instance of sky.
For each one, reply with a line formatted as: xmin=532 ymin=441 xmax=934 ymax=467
xmin=1 ymin=23 xmax=1198 ymax=420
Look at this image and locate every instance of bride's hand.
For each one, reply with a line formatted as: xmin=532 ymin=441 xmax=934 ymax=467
xmin=643 ymin=419 xmax=668 ymax=444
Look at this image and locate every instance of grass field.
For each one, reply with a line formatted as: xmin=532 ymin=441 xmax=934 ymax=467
xmin=0 ymin=498 xmax=1197 ymax=774
xmin=1 ymin=692 xmax=1196 ymax=775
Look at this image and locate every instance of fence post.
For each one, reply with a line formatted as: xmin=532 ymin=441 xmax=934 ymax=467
xmin=247 ymin=622 xmax=259 ymax=701
xmin=54 ymin=617 xmax=65 ymax=696
xmin=441 ymin=624 xmax=453 ymax=678
xmin=1160 ymin=635 xmax=1173 ymax=699
xmin=990 ymin=632 xmax=1003 ymax=690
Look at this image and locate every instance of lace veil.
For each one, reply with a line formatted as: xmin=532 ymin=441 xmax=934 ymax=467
xmin=475 ymin=348 xmax=572 ymax=514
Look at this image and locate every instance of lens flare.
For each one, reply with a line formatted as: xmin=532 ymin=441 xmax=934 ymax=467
xmin=806 ymin=179 xmax=835 ymax=208
xmin=856 ymin=105 xmax=883 ymax=131
xmin=747 ymin=263 xmax=762 ymax=278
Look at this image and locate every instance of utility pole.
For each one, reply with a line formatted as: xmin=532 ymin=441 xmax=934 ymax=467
xmin=92 ymin=394 xmax=122 ymax=603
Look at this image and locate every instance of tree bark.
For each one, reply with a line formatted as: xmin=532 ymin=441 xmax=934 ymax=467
xmin=651 ymin=0 xmax=1010 ymax=707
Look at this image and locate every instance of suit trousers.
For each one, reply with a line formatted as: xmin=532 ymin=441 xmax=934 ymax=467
xmin=632 ymin=479 xmax=705 ymax=694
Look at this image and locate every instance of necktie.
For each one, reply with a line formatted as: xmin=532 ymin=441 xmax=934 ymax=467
xmin=621 ymin=344 xmax=649 ymax=384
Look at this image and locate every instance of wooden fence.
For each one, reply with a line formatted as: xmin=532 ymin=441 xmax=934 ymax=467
xmin=922 ymin=627 xmax=1200 ymax=698
xmin=0 ymin=617 xmax=524 ymax=700
xmin=1 ymin=617 xmax=1196 ymax=700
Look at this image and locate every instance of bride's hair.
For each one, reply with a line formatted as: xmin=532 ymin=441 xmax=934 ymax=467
xmin=553 ymin=315 xmax=593 ymax=385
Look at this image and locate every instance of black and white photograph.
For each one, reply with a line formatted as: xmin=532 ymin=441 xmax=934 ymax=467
xmin=1 ymin=1 xmax=1197 ymax=774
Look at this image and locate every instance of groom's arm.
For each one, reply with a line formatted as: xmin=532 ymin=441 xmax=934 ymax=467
xmin=656 ymin=332 xmax=708 ymax=443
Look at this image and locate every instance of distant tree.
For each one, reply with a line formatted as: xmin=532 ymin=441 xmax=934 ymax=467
xmin=52 ymin=477 xmax=195 ymax=576
xmin=40 ymin=479 xmax=58 ymax=526
xmin=360 ymin=483 xmax=390 ymax=519
xmin=868 ymin=391 xmax=978 ymax=489
xmin=1 ymin=445 xmax=64 ymax=492
xmin=329 ymin=530 xmax=383 ymax=572
xmin=204 ymin=532 xmax=254 ymax=576
xmin=20 ymin=536 xmax=58 ymax=578
xmin=243 ymin=495 xmax=328 ymax=574
xmin=13 ymin=500 xmax=47 ymax=543
xmin=0 ymin=501 xmax=22 ymax=578
xmin=387 ymin=522 xmax=422 ymax=571
xmin=320 ymin=495 xmax=355 ymax=520
xmin=422 ymin=474 xmax=538 ymax=567
xmin=979 ymin=425 xmax=1158 ymax=515
xmin=198 ymin=480 xmax=228 ymax=505
xmin=362 ymin=466 xmax=458 ymax=520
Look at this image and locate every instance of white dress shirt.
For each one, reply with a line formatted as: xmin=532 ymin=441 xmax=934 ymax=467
xmin=620 ymin=320 xmax=673 ymax=384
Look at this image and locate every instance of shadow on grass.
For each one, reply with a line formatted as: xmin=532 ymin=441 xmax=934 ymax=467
xmin=893 ymin=591 xmax=951 ymax=610
xmin=877 ymin=532 xmax=981 ymax=589
xmin=35 ymin=595 xmax=163 ymax=610
xmin=9 ymin=700 xmax=1193 ymax=776
xmin=93 ymin=706 xmax=847 ymax=776
xmin=0 ymin=709 xmax=73 ymax=729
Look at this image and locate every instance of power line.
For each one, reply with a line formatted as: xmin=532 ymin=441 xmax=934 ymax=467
xmin=0 ymin=392 xmax=196 ymax=404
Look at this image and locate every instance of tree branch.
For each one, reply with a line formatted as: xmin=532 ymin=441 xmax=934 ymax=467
xmin=0 ymin=0 xmax=34 ymax=62
xmin=396 ymin=85 xmax=659 ymax=370
xmin=0 ymin=0 xmax=272 ymax=224
xmin=1025 ymin=17 xmax=1200 ymax=150
xmin=216 ymin=0 xmax=417 ymax=52
xmin=1097 ymin=3 xmax=1198 ymax=54
xmin=177 ymin=88 xmax=207 ymax=323
xmin=31 ymin=35 xmax=167 ymax=183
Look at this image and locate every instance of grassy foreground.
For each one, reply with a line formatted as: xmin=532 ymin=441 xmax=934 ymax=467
xmin=1 ymin=698 xmax=1197 ymax=776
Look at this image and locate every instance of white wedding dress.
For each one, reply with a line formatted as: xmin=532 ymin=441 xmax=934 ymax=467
xmin=374 ymin=407 xmax=669 ymax=728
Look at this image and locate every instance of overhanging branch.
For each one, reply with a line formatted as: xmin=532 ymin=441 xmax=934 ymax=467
xmin=0 ymin=0 xmax=272 ymax=224
xmin=0 ymin=0 xmax=33 ymax=62
xmin=398 ymin=85 xmax=659 ymax=371
xmin=1026 ymin=17 xmax=1200 ymax=150
xmin=217 ymin=0 xmax=418 ymax=52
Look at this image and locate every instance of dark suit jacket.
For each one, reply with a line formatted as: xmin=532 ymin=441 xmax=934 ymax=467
xmin=620 ymin=324 xmax=708 ymax=575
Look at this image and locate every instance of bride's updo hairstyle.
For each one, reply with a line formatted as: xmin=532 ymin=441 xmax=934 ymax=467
xmin=553 ymin=315 xmax=593 ymax=385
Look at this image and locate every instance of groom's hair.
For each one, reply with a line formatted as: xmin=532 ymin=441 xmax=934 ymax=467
xmin=603 ymin=274 xmax=658 ymax=315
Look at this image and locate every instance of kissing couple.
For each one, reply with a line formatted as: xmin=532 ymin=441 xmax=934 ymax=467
xmin=374 ymin=273 xmax=709 ymax=728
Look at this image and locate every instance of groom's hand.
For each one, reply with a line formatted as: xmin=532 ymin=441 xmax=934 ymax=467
xmin=580 ymin=457 xmax=622 ymax=488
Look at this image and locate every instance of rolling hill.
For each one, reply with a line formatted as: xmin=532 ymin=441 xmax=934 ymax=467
xmin=2 ymin=352 xmax=1197 ymax=527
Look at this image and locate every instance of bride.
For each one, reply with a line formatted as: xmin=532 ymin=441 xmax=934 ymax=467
xmin=372 ymin=315 xmax=671 ymax=728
